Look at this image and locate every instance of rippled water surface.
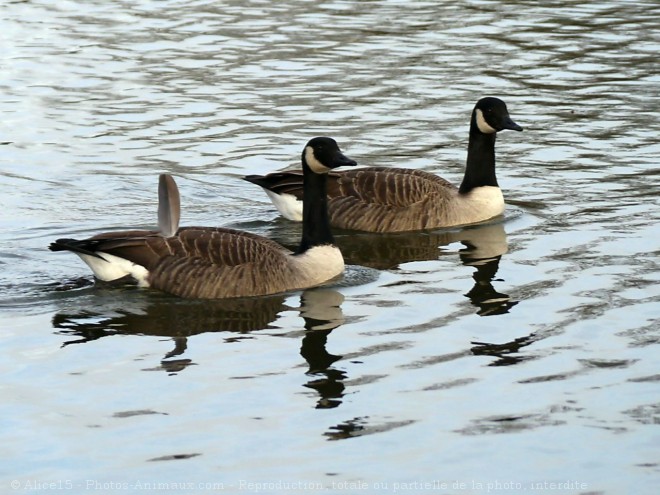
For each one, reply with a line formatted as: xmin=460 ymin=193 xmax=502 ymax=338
xmin=1 ymin=1 xmax=659 ymax=493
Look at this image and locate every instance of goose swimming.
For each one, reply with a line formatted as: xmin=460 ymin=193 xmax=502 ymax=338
xmin=244 ymin=97 xmax=522 ymax=232
xmin=49 ymin=137 xmax=357 ymax=298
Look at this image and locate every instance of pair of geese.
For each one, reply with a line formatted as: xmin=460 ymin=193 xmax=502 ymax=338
xmin=50 ymin=97 xmax=522 ymax=299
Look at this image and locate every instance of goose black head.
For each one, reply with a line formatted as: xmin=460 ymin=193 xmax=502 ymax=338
xmin=302 ymin=137 xmax=357 ymax=174
xmin=473 ymin=97 xmax=523 ymax=135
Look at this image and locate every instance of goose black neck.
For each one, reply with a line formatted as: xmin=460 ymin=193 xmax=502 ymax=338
xmin=296 ymin=166 xmax=334 ymax=254
xmin=459 ymin=123 xmax=498 ymax=194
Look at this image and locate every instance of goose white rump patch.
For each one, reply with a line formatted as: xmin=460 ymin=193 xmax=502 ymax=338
xmin=77 ymin=252 xmax=150 ymax=286
xmin=265 ymin=190 xmax=303 ymax=221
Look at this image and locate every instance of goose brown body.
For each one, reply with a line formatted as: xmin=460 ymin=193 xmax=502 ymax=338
xmin=246 ymin=166 xmax=502 ymax=233
xmin=260 ymin=167 xmax=462 ymax=232
xmin=244 ymin=97 xmax=522 ymax=233
xmin=49 ymin=137 xmax=357 ymax=299
xmin=329 ymin=167 xmax=505 ymax=231
xmin=53 ymin=227 xmax=313 ymax=298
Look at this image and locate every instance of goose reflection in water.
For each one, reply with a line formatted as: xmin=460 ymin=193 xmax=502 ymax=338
xmin=455 ymin=223 xmax=518 ymax=316
xmin=334 ymin=221 xmax=517 ymax=316
xmin=52 ymin=288 xmax=348 ymax=401
xmin=297 ymin=289 xmax=346 ymax=409
xmin=52 ymin=291 xmax=289 ymax=372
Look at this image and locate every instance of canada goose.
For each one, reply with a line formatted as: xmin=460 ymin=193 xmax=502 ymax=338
xmin=243 ymin=97 xmax=522 ymax=232
xmin=49 ymin=137 xmax=357 ymax=299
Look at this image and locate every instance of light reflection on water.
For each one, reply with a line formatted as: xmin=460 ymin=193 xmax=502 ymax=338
xmin=1 ymin=0 xmax=659 ymax=492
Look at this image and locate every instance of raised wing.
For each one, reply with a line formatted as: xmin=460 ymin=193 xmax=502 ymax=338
xmin=158 ymin=174 xmax=180 ymax=237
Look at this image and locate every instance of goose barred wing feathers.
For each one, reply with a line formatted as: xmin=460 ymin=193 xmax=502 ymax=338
xmin=328 ymin=168 xmax=458 ymax=232
xmin=148 ymin=228 xmax=296 ymax=299
xmin=247 ymin=167 xmax=459 ymax=232
xmin=52 ymin=227 xmax=296 ymax=298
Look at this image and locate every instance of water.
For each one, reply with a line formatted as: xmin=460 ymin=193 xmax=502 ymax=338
xmin=1 ymin=0 xmax=658 ymax=493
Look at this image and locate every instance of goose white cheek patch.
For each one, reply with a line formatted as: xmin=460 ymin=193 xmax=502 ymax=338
xmin=305 ymin=146 xmax=331 ymax=173
xmin=475 ymin=109 xmax=497 ymax=134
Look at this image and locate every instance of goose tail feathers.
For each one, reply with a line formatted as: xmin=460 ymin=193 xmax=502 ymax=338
xmin=48 ymin=238 xmax=108 ymax=263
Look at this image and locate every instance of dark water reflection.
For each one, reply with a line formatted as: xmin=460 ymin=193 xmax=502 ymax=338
xmin=53 ymin=287 xmax=350 ymax=407
xmin=299 ymin=290 xmax=347 ymax=409
xmin=53 ymin=292 xmax=287 ymax=342
xmin=254 ymin=218 xmax=517 ymax=316
xmin=470 ymin=334 xmax=537 ymax=367
xmin=52 ymin=290 xmax=288 ymax=372
xmin=338 ymin=221 xmax=519 ymax=319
